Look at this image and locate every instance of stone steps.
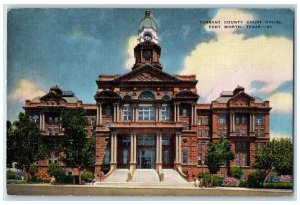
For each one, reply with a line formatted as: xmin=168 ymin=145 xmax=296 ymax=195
xmin=131 ymin=169 xmax=160 ymax=183
xmin=101 ymin=169 xmax=128 ymax=183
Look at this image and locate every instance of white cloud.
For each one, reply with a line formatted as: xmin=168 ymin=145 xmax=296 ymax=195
xmin=181 ymin=9 xmax=293 ymax=102
xmin=270 ymin=131 xmax=292 ymax=140
xmin=8 ymin=79 xmax=46 ymax=103
xmin=268 ymin=92 xmax=293 ymax=113
xmin=125 ymin=35 xmax=138 ymax=70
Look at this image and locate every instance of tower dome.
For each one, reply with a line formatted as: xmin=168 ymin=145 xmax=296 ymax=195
xmin=137 ymin=10 xmax=159 ymax=45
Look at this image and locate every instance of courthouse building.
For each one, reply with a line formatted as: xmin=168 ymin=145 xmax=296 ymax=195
xmin=23 ymin=10 xmax=271 ymax=181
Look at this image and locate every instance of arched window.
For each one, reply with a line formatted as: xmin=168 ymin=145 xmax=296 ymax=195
xmin=138 ymin=91 xmax=155 ymax=100
xmin=123 ymin=94 xmax=132 ymax=101
xmin=162 ymin=94 xmax=171 ymax=101
xmin=32 ymin=115 xmax=39 ymax=123
xmin=182 ymin=148 xmax=188 ymax=164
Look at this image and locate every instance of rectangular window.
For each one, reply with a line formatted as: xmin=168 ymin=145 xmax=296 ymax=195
xmin=219 ymin=114 xmax=227 ymax=124
xmin=49 ymin=117 xmax=53 ymax=123
xmin=162 ymin=136 xmax=170 ymax=145
xmin=123 ymin=105 xmax=132 ymax=121
xmin=182 ymin=108 xmax=187 ymax=117
xmin=224 ymin=129 xmax=228 ymax=137
xmin=242 ymin=142 xmax=247 ymax=166
xmin=236 ymin=116 xmax=241 ymax=125
xmin=161 ymin=106 xmax=170 ymax=121
xmin=206 ymin=117 xmax=209 ymax=125
xmin=105 ymin=107 xmax=111 ymax=117
xmin=106 ymin=122 xmax=111 ymax=128
xmin=218 ymin=128 xmax=222 ymax=137
xmin=255 ymin=129 xmax=258 ymax=137
xmin=236 ymin=142 xmax=241 ymax=166
xmin=198 ymin=117 xmax=202 ymax=125
xmin=183 ymin=122 xmax=188 ymax=129
xmin=54 ymin=117 xmax=59 ymax=122
xmin=260 ymin=129 xmax=265 ymax=137
xmin=182 ymin=148 xmax=188 ymax=164
xmin=138 ymin=106 xmax=155 ymax=120
xmin=206 ymin=130 xmax=210 ymax=138
xmin=122 ymin=136 xmax=130 ymax=146
xmin=242 ymin=129 xmax=246 ymax=136
xmin=48 ymin=128 xmax=52 ymax=136
xmin=242 ymin=116 xmax=246 ymax=124
xmin=256 ymin=115 xmax=263 ymax=125
xmin=236 ymin=129 xmax=240 ymax=136
xmin=198 ymin=129 xmax=202 ymax=137
xmin=104 ymin=149 xmax=110 ymax=164
xmin=198 ymin=140 xmax=202 ymax=165
xmin=54 ymin=128 xmax=59 ymax=135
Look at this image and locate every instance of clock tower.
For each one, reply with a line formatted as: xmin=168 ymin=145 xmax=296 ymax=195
xmin=132 ymin=10 xmax=162 ymax=70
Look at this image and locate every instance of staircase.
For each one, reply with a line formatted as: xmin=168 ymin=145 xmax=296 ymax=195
xmin=101 ymin=169 xmax=128 ymax=183
xmin=161 ymin=169 xmax=188 ymax=184
xmin=131 ymin=169 xmax=160 ymax=183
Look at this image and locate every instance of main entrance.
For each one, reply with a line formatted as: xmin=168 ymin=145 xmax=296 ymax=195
xmin=137 ymin=135 xmax=156 ymax=169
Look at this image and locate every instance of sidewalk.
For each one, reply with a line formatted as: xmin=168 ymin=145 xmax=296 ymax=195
xmin=6 ymin=183 xmax=293 ymax=197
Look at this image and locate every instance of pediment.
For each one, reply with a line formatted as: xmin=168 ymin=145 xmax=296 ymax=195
xmin=230 ymin=92 xmax=255 ymax=103
xmin=113 ymin=64 xmax=180 ymax=82
xmin=40 ymin=92 xmax=64 ymax=102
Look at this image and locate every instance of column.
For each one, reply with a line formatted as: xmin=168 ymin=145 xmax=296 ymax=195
xmin=156 ymin=133 xmax=159 ymax=163
xmin=174 ymin=104 xmax=177 ymax=122
xmin=99 ymin=103 xmax=102 ymax=125
xmin=114 ymin=134 xmax=117 ymax=163
xmin=39 ymin=113 xmax=42 ymax=130
xmin=158 ymin=106 xmax=161 ymax=122
xmin=120 ymin=105 xmax=123 ymax=122
xmin=113 ymin=104 xmax=116 ymax=122
xmin=178 ymin=133 xmax=182 ymax=163
xmin=135 ymin=106 xmax=138 ymax=122
xmin=133 ymin=133 xmax=137 ymax=163
xmin=175 ymin=133 xmax=178 ymax=163
xmin=110 ymin=134 xmax=114 ymax=163
xmin=249 ymin=113 xmax=252 ymax=132
xmin=232 ymin=113 xmax=235 ymax=131
xmin=176 ymin=104 xmax=180 ymax=122
xmin=159 ymin=133 xmax=162 ymax=163
xmin=194 ymin=104 xmax=197 ymax=125
xmin=116 ymin=104 xmax=120 ymax=122
xmin=191 ymin=104 xmax=195 ymax=125
xmin=155 ymin=106 xmax=159 ymax=122
xmin=42 ymin=113 xmax=45 ymax=131
xmin=252 ymin=113 xmax=255 ymax=131
xmin=130 ymin=133 xmax=134 ymax=163
xmin=96 ymin=105 xmax=99 ymax=125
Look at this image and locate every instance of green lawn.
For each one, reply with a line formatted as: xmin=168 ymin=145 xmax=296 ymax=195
xmin=7 ymin=179 xmax=26 ymax=183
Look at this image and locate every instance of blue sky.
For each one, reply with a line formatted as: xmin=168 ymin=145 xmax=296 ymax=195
xmin=7 ymin=8 xmax=294 ymax=139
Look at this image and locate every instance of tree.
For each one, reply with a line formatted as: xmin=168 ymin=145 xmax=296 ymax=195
xmin=7 ymin=121 xmax=15 ymax=168
xmin=8 ymin=113 xmax=46 ymax=179
xmin=57 ymin=107 xmax=95 ymax=184
xmin=205 ymin=138 xmax=234 ymax=182
xmin=254 ymin=138 xmax=293 ymax=180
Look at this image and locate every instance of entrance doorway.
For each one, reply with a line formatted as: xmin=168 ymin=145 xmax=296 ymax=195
xmin=137 ymin=135 xmax=156 ymax=169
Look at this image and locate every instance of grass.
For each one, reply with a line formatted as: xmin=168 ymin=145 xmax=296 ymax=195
xmin=7 ymin=179 xmax=26 ymax=183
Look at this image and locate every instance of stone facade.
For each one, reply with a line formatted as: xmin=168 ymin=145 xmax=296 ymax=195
xmin=23 ymin=10 xmax=271 ymax=182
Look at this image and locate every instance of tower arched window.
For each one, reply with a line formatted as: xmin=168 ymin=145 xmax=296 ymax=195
xmin=123 ymin=94 xmax=132 ymax=101
xmin=138 ymin=91 xmax=155 ymax=100
xmin=162 ymin=94 xmax=171 ymax=101
xmin=32 ymin=115 xmax=39 ymax=123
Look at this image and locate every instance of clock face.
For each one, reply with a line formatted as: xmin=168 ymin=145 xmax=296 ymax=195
xmin=143 ymin=34 xmax=152 ymax=42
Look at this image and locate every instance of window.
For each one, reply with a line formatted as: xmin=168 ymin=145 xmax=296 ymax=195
xmin=123 ymin=148 xmax=128 ymax=165
xmin=104 ymin=149 xmax=110 ymax=164
xmin=255 ymin=129 xmax=258 ymax=137
xmin=236 ymin=116 xmax=241 ymax=125
xmin=236 ymin=129 xmax=240 ymax=136
xmin=49 ymin=117 xmax=53 ymax=123
xmin=206 ymin=129 xmax=210 ymax=138
xmin=122 ymin=136 xmax=130 ymax=146
xmin=183 ymin=122 xmax=188 ymax=129
xmin=54 ymin=128 xmax=59 ymax=135
xmin=123 ymin=94 xmax=132 ymax=101
xmin=182 ymin=148 xmax=188 ymax=164
xmin=198 ymin=140 xmax=202 ymax=165
xmin=224 ymin=129 xmax=228 ymax=137
xmin=138 ymin=91 xmax=155 ymax=100
xmin=162 ymin=94 xmax=171 ymax=101
xmin=256 ymin=115 xmax=263 ymax=125
xmin=219 ymin=114 xmax=227 ymax=124
xmin=198 ymin=129 xmax=202 ymax=137
xmin=162 ymin=136 xmax=170 ymax=145
xmin=48 ymin=128 xmax=52 ymax=136
xmin=236 ymin=142 xmax=241 ymax=166
xmin=198 ymin=117 xmax=202 ymax=125
xmin=182 ymin=108 xmax=187 ymax=117
xmin=242 ymin=142 xmax=247 ymax=166
xmin=218 ymin=129 xmax=222 ymax=137
xmin=91 ymin=117 xmax=96 ymax=125
xmin=123 ymin=105 xmax=132 ymax=121
xmin=242 ymin=116 xmax=246 ymax=124
xmin=206 ymin=117 xmax=209 ymax=125
xmin=260 ymin=129 xmax=265 ymax=137
xmin=137 ymin=136 xmax=155 ymax=146
xmin=138 ymin=106 xmax=155 ymax=120
xmin=161 ymin=106 xmax=170 ymax=121
xmin=242 ymin=129 xmax=246 ymax=136
xmin=105 ymin=106 xmax=111 ymax=116
xmin=48 ymin=155 xmax=58 ymax=165
xmin=54 ymin=117 xmax=59 ymax=123
xmin=106 ymin=122 xmax=111 ymax=128
xmin=32 ymin=115 xmax=39 ymax=123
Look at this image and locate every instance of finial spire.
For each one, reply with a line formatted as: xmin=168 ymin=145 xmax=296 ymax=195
xmin=145 ymin=10 xmax=151 ymax=17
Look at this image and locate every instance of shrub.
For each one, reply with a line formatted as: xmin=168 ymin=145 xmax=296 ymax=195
xmin=7 ymin=170 xmax=16 ymax=179
xmin=29 ymin=164 xmax=37 ymax=176
xmin=213 ymin=176 xmax=223 ymax=186
xmin=82 ymin=171 xmax=94 ymax=183
xmin=247 ymin=170 xmax=264 ymax=188
xmin=239 ymin=180 xmax=247 ymax=187
xmin=48 ymin=163 xmax=67 ymax=183
xmin=222 ymin=177 xmax=240 ymax=187
xmin=278 ymin=175 xmax=292 ymax=183
xmin=230 ymin=166 xmax=244 ymax=179
xmin=15 ymin=170 xmax=24 ymax=179
xmin=35 ymin=169 xmax=51 ymax=183
xmin=263 ymin=182 xmax=293 ymax=189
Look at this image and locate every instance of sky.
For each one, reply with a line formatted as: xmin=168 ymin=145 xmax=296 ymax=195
xmin=6 ymin=8 xmax=294 ymax=139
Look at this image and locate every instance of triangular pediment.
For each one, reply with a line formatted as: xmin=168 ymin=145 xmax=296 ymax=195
xmin=230 ymin=91 xmax=255 ymax=102
xmin=113 ymin=64 xmax=180 ymax=82
xmin=40 ymin=92 xmax=65 ymax=102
